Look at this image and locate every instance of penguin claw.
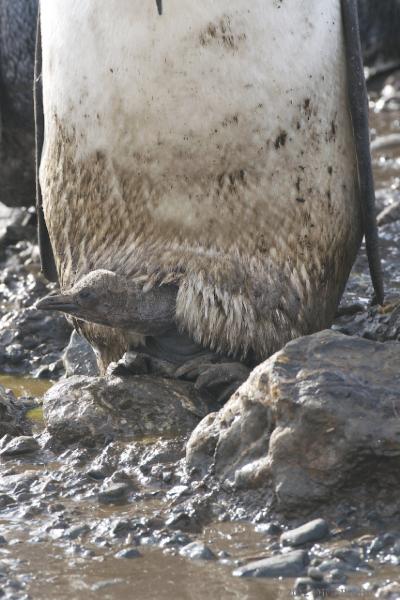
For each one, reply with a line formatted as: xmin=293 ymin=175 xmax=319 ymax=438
xmin=194 ymin=362 xmax=251 ymax=405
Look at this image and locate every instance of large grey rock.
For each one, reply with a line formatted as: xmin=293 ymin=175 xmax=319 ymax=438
xmin=233 ymin=549 xmax=309 ymax=578
xmin=0 ymin=435 xmax=38 ymax=456
xmin=63 ymin=331 xmax=98 ymax=377
xmin=280 ymin=519 xmax=329 ymax=547
xmin=44 ymin=375 xmax=209 ymax=448
xmin=186 ymin=330 xmax=400 ymax=511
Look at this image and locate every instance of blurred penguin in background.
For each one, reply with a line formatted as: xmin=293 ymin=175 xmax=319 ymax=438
xmin=358 ymin=0 xmax=400 ymax=66
xmin=0 ymin=0 xmax=38 ymax=208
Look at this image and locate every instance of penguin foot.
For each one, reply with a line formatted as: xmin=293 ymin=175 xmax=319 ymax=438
xmin=107 ymin=350 xmax=176 ymax=378
xmin=177 ymin=360 xmax=250 ymax=405
xmin=109 ymin=350 xmax=250 ymax=406
xmin=194 ymin=362 xmax=250 ymax=405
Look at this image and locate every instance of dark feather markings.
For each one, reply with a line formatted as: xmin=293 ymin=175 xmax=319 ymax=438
xmin=156 ymin=0 xmax=162 ymax=16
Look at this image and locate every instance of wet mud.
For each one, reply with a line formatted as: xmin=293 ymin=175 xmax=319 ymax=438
xmin=0 ymin=77 xmax=399 ymax=599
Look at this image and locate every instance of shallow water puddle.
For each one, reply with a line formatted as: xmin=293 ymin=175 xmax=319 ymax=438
xmin=21 ymin=542 xmax=287 ymax=600
xmin=0 ymin=374 xmax=53 ymax=398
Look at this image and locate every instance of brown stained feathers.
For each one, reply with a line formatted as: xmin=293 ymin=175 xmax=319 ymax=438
xmin=41 ymin=118 xmax=361 ymax=367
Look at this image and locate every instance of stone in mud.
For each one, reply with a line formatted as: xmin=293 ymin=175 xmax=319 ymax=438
xmin=63 ymin=330 xmax=99 ymax=377
xmin=233 ymin=549 xmax=309 ymax=578
xmin=325 ymin=569 xmax=348 ymax=585
xmin=307 ymin=567 xmax=324 ymax=581
xmin=332 ymin=546 xmax=363 ymax=568
xmin=186 ymin=330 xmax=400 ymax=513
xmin=293 ymin=577 xmax=330 ymax=596
xmin=179 ymin=541 xmax=215 ymax=561
xmin=64 ymin=524 xmax=90 ymax=540
xmin=333 ymin=299 xmax=400 ymax=345
xmin=165 ymin=510 xmax=202 ymax=534
xmin=0 ymin=204 xmax=35 ymax=247
xmin=115 ymin=548 xmax=141 ymax=559
xmin=376 ymin=582 xmax=400 ymax=599
xmin=0 ymin=386 xmax=26 ymax=438
xmin=0 ymin=435 xmax=39 ymax=457
xmin=0 ymin=307 xmax=71 ymax=377
xmin=43 ymin=375 xmax=209 ymax=448
xmin=280 ymin=519 xmax=330 ymax=547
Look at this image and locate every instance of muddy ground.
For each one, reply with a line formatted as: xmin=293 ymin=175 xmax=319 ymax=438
xmin=0 ymin=77 xmax=399 ymax=599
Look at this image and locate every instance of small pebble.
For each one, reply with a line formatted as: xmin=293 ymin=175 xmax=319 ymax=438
xmin=92 ymin=579 xmax=125 ymax=591
xmin=317 ymin=558 xmax=346 ymax=573
xmin=367 ymin=534 xmax=396 ymax=556
xmin=180 ymin=542 xmax=215 ymax=561
xmin=165 ymin=512 xmax=198 ymax=533
xmin=114 ymin=548 xmax=141 ymax=559
xmin=162 ymin=471 xmax=172 ymax=483
xmin=65 ymin=544 xmax=94 ymax=558
xmin=307 ymin=567 xmax=324 ymax=581
xmin=336 ymin=585 xmax=362 ymax=595
xmin=255 ymin=522 xmax=282 ymax=536
xmin=293 ymin=577 xmax=330 ymax=596
xmin=325 ymin=569 xmax=348 ymax=585
xmin=159 ymin=533 xmax=191 ymax=548
xmin=65 ymin=525 xmax=90 ymax=540
xmin=333 ymin=546 xmax=362 ymax=568
xmin=86 ymin=469 xmax=106 ymax=481
xmin=0 ymin=495 xmax=14 ymax=509
xmin=376 ymin=582 xmax=400 ymax=599
xmin=111 ymin=520 xmax=133 ymax=537
xmin=98 ymin=484 xmax=129 ymax=504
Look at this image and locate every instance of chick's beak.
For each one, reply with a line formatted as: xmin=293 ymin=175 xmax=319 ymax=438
xmin=36 ymin=292 xmax=79 ymax=314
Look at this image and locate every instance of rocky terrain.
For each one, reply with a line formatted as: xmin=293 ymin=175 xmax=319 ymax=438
xmin=0 ymin=62 xmax=399 ymax=600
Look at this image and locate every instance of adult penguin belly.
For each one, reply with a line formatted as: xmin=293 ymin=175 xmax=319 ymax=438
xmin=38 ymin=0 xmax=363 ymax=369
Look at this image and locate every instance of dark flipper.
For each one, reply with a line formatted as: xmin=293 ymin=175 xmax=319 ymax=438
xmin=34 ymin=7 xmax=58 ymax=282
xmin=156 ymin=1 xmax=162 ymax=16
xmin=341 ymin=0 xmax=384 ymax=305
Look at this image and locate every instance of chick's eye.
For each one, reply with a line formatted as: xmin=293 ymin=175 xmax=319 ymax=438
xmin=78 ymin=289 xmax=95 ymax=303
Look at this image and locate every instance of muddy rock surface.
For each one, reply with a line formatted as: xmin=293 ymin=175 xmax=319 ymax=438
xmin=43 ymin=374 xmax=210 ymax=449
xmin=62 ymin=330 xmax=98 ymax=378
xmin=0 ymin=202 xmax=72 ymax=379
xmin=186 ymin=330 xmax=400 ymax=516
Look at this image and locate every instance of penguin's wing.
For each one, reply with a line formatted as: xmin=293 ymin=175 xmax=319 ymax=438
xmin=34 ymin=6 xmax=58 ymax=283
xmin=341 ymin=0 xmax=384 ymax=305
